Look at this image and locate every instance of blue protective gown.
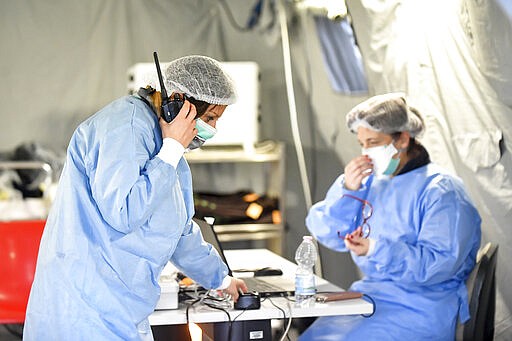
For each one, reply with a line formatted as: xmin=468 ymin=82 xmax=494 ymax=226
xmin=23 ymin=96 xmax=229 ymax=341
xmin=300 ymin=163 xmax=481 ymax=341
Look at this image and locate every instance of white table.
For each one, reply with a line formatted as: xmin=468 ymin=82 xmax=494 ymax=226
xmin=149 ymin=248 xmax=373 ymax=326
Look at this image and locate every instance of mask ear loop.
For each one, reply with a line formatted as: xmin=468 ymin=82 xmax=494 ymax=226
xmin=390 ymin=133 xmax=407 ymax=158
xmin=393 ymin=131 xmax=411 ymax=155
xmin=396 ymin=147 xmax=407 ymax=156
xmin=386 ymin=138 xmax=403 ymax=160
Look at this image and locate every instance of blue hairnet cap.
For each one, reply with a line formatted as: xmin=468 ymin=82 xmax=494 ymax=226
xmin=346 ymin=92 xmax=425 ymax=138
xmin=164 ymin=55 xmax=237 ymax=106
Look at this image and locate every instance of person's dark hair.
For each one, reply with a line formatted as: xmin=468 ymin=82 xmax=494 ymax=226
xmin=188 ymin=96 xmax=210 ymax=117
xmin=391 ymin=132 xmax=423 ymax=156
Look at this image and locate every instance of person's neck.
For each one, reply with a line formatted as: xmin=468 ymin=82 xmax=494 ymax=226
xmin=392 ymin=150 xmax=411 ymax=177
xmin=394 ymin=144 xmax=431 ymax=176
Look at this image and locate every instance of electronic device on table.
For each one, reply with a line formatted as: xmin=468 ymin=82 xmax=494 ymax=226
xmin=194 ymin=217 xmax=295 ymax=298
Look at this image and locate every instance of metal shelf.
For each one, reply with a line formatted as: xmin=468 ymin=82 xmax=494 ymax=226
xmin=216 ymin=230 xmax=282 ymax=243
xmin=214 ymin=223 xmax=284 ymax=255
xmin=185 ymin=143 xmax=283 ymax=164
xmin=213 ymin=223 xmax=283 ymax=234
xmin=189 ymin=141 xmax=286 ymax=254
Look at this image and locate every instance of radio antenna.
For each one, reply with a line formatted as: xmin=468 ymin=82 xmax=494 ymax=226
xmin=153 ymin=51 xmax=168 ymax=101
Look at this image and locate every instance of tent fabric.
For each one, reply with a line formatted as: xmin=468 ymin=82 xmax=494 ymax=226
xmin=313 ymin=16 xmax=368 ymax=94
xmin=461 ymin=0 xmax=512 ymax=106
xmin=0 ymin=1 xmax=228 ymax=152
xmin=345 ymin=0 xmax=512 ymax=338
xmin=1 ymin=1 xmax=512 ymax=339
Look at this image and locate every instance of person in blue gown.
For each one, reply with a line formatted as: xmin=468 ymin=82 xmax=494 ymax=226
xmin=300 ymin=93 xmax=481 ymax=341
xmin=23 ymin=55 xmax=248 ymax=341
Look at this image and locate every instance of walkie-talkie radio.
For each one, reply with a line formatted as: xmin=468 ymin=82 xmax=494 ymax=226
xmin=153 ymin=51 xmax=184 ymax=123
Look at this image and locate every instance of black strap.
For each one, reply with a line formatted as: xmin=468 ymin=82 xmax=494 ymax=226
xmin=397 ymin=143 xmax=431 ymax=175
xmin=134 ymin=87 xmax=157 ymax=113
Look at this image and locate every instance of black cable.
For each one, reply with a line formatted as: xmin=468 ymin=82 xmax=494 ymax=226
xmin=202 ymin=301 xmax=233 ymax=341
xmin=184 ymin=297 xmax=203 ymax=340
xmin=267 ymin=297 xmax=286 ymax=331
xmin=232 ymin=308 xmax=248 ymax=322
xmin=267 ymin=297 xmax=291 ymax=341
xmin=283 ymin=294 xmax=295 ymax=303
xmin=185 ymin=297 xmax=202 ymax=326
xmin=227 ymin=308 xmax=250 ymax=341
xmin=361 ymin=293 xmax=376 ymax=318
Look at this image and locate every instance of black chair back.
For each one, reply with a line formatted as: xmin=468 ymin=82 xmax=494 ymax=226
xmin=457 ymin=243 xmax=498 ymax=341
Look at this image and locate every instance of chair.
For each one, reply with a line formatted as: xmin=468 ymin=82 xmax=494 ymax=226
xmin=0 ymin=220 xmax=45 ymax=327
xmin=456 ymin=242 xmax=498 ymax=341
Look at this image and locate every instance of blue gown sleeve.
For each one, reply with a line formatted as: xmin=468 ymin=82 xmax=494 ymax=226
xmin=85 ymin=102 xmax=176 ymax=234
xmin=170 ymin=220 xmax=229 ymax=289
xmin=306 ymin=174 xmax=371 ymax=251
xmin=358 ymin=176 xmax=481 ymax=286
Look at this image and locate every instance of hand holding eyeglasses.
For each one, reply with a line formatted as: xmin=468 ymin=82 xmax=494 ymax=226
xmin=337 ymin=194 xmax=372 ymax=238
xmin=343 ymin=226 xmax=370 ymax=256
xmin=336 ymin=194 xmax=373 ymax=256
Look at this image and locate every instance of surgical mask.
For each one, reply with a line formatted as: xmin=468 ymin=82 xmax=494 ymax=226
xmin=196 ymin=118 xmax=217 ymax=140
xmin=187 ymin=119 xmax=217 ymax=150
xmin=362 ymin=143 xmax=400 ymax=178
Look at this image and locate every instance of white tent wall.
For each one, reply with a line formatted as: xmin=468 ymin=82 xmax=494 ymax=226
xmin=345 ymin=0 xmax=512 ymax=338
xmin=1 ymin=0 xmax=511 ymax=338
xmin=0 ymin=1 xmax=236 ymax=152
xmin=0 ymin=0 xmax=362 ymax=290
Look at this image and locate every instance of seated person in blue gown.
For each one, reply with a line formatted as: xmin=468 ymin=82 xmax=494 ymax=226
xmin=300 ymin=93 xmax=481 ymax=341
xmin=24 ymin=55 xmax=248 ymax=341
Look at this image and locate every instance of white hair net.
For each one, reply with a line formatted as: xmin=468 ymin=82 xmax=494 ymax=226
xmin=346 ymin=92 xmax=425 ymax=138
xmin=164 ymin=55 xmax=237 ymax=106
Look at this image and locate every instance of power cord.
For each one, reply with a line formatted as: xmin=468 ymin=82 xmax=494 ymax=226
xmin=185 ymin=296 xmax=202 ymax=326
xmin=184 ymin=290 xmax=235 ymax=340
xmin=280 ymin=299 xmax=293 ymax=341
xmin=200 ymin=290 xmax=255 ymax=341
xmin=361 ymin=293 xmax=376 ymax=318
xmin=263 ymin=296 xmax=293 ymax=341
xmin=201 ymin=302 xmax=232 ymax=341
xmin=263 ymin=297 xmax=286 ymax=339
xmin=184 ymin=290 xmax=300 ymax=341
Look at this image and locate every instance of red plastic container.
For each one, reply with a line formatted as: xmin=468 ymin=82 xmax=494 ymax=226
xmin=0 ymin=220 xmax=45 ymax=323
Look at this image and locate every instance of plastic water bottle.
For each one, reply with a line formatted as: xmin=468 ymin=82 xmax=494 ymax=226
xmin=295 ymin=235 xmax=317 ymax=307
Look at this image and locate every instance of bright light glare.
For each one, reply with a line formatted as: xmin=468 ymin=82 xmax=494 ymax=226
xmin=188 ymin=322 xmax=202 ymax=341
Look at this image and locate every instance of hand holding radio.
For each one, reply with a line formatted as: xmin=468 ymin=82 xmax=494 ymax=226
xmin=153 ymin=51 xmax=199 ymax=147
xmin=159 ymin=100 xmax=198 ymax=147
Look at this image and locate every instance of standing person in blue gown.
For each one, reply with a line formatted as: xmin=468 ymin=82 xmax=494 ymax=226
xmin=300 ymin=93 xmax=481 ymax=340
xmin=24 ymin=55 xmax=247 ymax=341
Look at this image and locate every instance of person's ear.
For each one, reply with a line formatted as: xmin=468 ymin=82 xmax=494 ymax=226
xmin=398 ymin=131 xmax=410 ymax=150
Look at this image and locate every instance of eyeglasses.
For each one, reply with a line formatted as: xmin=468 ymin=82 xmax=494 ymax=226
xmin=337 ymin=194 xmax=373 ymax=239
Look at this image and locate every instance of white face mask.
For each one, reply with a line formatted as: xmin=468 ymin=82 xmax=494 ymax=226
xmin=362 ymin=143 xmax=400 ymax=178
